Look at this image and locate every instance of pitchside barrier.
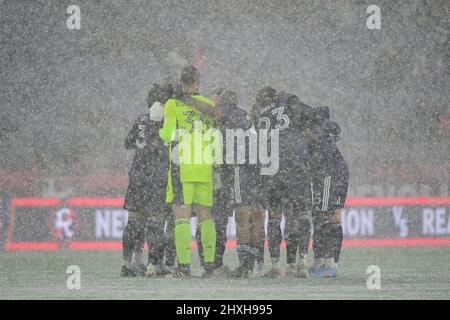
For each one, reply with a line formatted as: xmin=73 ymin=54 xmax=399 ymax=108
xmin=4 ymin=197 xmax=450 ymax=250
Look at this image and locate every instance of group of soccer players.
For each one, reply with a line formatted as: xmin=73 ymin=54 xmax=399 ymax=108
xmin=121 ymin=66 xmax=349 ymax=279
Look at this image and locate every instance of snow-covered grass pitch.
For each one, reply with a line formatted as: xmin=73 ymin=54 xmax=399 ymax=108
xmin=1 ymin=247 xmax=449 ymax=299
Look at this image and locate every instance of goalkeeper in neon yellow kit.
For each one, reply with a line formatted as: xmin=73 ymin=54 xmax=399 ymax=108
xmin=159 ymin=66 xmax=219 ymax=278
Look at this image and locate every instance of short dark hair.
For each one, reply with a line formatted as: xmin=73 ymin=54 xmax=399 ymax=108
xmin=219 ymin=90 xmax=238 ymax=105
xmin=180 ymin=66 xmax=200 ymax=86
xmin=147 ymin=83 xmax=174 ymax=108
xmin=211 ymin=87 xmax=226 ymax=96
xmin=315 ymin=106 xmax=330 ymax=121
xmin=256 ymin=86 xmax=277 ymax=103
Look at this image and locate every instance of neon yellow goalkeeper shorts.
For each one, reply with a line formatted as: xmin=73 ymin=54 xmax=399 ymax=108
xmin=181 ymin=181 xmax=213 ymax=207
xmin=166 ymin=179 xmax=213 ymax=207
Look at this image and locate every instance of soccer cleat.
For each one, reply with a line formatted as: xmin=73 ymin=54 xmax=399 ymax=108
xmin=253 ymin=262 xmax=265 ymax=277
xmin=308 ymin=264 xmax=323 ymax=276
xmin=213 ymin=265 xmax=234 ymax=278
xmin=167 ymin=265 xmax=191 ymax=279
xmin=146 ymin=263 xmax=157 ymax=277
xmin=228 ymin=266 xmax=249 ymax=279
xmin=169 ymin=270 xmax=191 ymax=278
xmin=263 ymin=266 xmax=283 ymax=279
xmin=120 ymin=265 xmax=137 ymax=277
xmin=309 ymin=265 xmax=337 ymax=278
xmin=297 ymin=262 xmax=309 ymax=278
xmin=156 ymin=265 xmax=173 ymax=277
xmin=202 ymin=269 xmax=215 ymax=278
xmin=201 ymin=263 xmax=216 ymax=279
xmin=285 ymin=263 xmax=297 ymax=278
xmin=132 ymin=263 xmax=147 ymax=277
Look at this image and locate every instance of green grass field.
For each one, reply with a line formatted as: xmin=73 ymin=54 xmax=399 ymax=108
xmin=1 ymin=247 xmax=449 ymax=299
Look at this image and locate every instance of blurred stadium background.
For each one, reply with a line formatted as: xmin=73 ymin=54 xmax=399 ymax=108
xmin=0 ymin=0 xmax=449 ymax=299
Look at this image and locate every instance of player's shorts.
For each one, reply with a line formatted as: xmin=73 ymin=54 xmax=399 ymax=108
xmin=311 ymin=173 xmax=348 ymax=214
xmin=213 ymin=167 xmax=235 ymax=217
xmin=166 ymin=162 xmax=213 ymax=207
xmin=181 ymin=181 xmax=213 ymax=206
xmin=231 ymin=165 xmax=262 ymax=208
xmin=262 ymin=172 xmax=312 ymax=213
xmin=123 ymin=166 xmax=167 ymax=215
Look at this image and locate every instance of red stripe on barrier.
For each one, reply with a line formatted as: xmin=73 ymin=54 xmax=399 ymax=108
xmin=68 ymin=241 xmax=123 ymax=250
xmin=342 ymin=238 xmax=450 ymax=247
xmin=9 ymin=197 xmax=450 ymax=208
xmin=66 ymin=198 xmax=124 ymax=207
xmin=345 ymin=197 xmax=450 ymax=206
xmin=5 ymin=242 xmax=59 ymax=250
xmin=10 ymin=198 xmax=61 ymax=207
xmin=6 ymin=238 xmax=450 ymax=251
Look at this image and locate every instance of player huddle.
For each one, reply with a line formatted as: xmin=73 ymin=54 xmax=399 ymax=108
xmin=121 ymin=66 xmax=349 ymax=279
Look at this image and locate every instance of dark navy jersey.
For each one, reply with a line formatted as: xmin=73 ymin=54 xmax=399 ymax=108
xmin=125 ymin=112 xmax=168 ymax=183
xmin=219 ymin=103 xmax=253 ymax=131
xmin=308 ymin=120 xmax=348 ymax=180
xmin=254 ymin=92 xmax=310 ymax=178
xmin=218 ymin=103 xmax=255 ymax=166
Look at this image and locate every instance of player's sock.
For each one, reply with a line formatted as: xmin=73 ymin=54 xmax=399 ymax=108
xmin=285 ymin=230 xmax=299 ymax=265
xmin=122 ymin=219 xmax=136 ymax=269
xmin=164 ymin=218 xmax=176 ymax=267
xmin=196 ymin=228 xmax=204 ymax=269
xmin=123 ymin=218 xmax=145 ymax=269
xmin=271 ymin=257 xmax=280 ymax=270
xmin=199 ymin=219 xmax=217 ymax=263
xmin=312 ymin=258 xmax=324 ymax=269
xmin=332 ymin=224 xmax=344 ymax=264
xmin=324 ymin=257 xmax=335 ymax=268
xmin=132 ymin=218 xmax=146 ymax=261
xmin=146 ymin=217 xmax=165 ymax=266
xmin=257 ymin=236 xmax=265 ymax=264
xmin=297 ymin=216 xmax=311 ymax=265
xmin=267 ymin=218 xmax=281 ymax=263
xmin=135 ymin=252 xmax=144 ymax=266
xmin=175 ymin=219 xmax=191 ymax=265
xmin=322 ymin=220 xmax=342 ymax=268
xmin=131 ymin=219 xmax=146 ymax=276
xmin=215 ymin=221 xmax=227 ymax=269
xmin=312 ymin=215 xmax=327 ymax=263
xmin=237 ymin=243 xmax=252 ymax=270
xmin=247 ymin=245 xmax=259 ymax=273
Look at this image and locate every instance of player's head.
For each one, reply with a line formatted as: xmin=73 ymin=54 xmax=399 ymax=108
xmin=250 ymin=86 xmax=277 ymax=120
xmin=147 ymin=83 xmax=174 ymax=121
xmin=256 ymin=86 xmax=277 ymax=105
xmin=288 ymin=95 xmax=315 ymax=129
xmin=327 ymin=121 xmax=341 ymax=142
xmin=314 ymin=106 xmax=330 ymax=125
xmin=279 ymin=91 xmax=302 ymax=120
xmin=180 ymin=65 xmax=200 ymax=94
xmin=210 ymin=87 xmax=226 ymax=105
xmin=218 ymin=90 xmax=238 ymax=105
xmin=147 ymin=82 xmax=175 ymax=106
xmin=172 ymin=82 xmax=183 ymax=100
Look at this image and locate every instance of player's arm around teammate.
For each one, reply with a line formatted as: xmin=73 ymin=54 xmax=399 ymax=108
xmin=121 ymin=84 xmax=173 ymax=277
xmin=159 ymin=66 xmax=218 ymax=278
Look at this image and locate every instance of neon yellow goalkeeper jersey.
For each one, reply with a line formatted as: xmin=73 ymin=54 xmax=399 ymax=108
xmin=159 ymin=95 xmax=218 ymax=183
